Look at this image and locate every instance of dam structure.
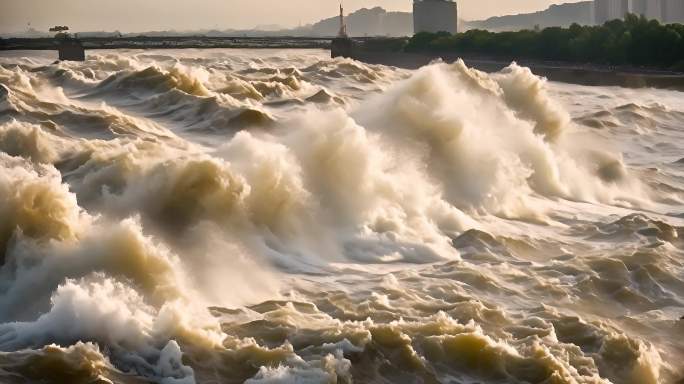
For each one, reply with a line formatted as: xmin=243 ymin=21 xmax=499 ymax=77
xmin=413 ymin=0 xmax=458 ymax=34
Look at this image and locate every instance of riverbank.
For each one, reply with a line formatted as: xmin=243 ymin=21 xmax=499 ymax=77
xmin=397 ymin=19 xmax=684 ymax=90
xmin=354 ymin=50 xmax=684 ymax=90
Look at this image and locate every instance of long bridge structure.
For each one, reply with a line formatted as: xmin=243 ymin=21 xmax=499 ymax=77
xmin=0 ymin=36 xmax=340 ymax=51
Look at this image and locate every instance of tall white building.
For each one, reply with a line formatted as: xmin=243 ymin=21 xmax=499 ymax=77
xmin=601 ymin=0 xmax=684 ymax=24
xmin=662 ymin=0 xmax=684 ymax=23
xmin=413 ymin=0 xmax=458 ymax=34
xmin=631 ymin=0 xmax=663 ymax=20
xmin=595 ymin=0 xmax=630 ymax=24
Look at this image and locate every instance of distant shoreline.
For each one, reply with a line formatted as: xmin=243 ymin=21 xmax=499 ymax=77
xmin=354 ymin=51 xmax=684 ymax=90
xmin=0 ymin=36 xmax=332 ymax=50
xmin=3 ymin=36 xmax=684 ymax=90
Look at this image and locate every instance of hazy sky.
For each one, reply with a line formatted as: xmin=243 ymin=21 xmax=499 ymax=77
xmin=0 ymin=0 xmax=583 ymax=33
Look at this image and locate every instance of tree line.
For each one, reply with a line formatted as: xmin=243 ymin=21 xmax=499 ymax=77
xmin=404 ymin=14 xmax=684 ymax=71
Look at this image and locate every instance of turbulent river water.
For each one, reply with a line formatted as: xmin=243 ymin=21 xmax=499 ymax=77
xmin=0 ymin=48 xmax=683 ymax=384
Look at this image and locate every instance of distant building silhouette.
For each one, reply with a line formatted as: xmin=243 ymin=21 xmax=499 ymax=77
xmin=662 ymin=0 xmax=684 ymax=23
xmin=631 ymin=0 xmax=663 ymax=20
xmin=594 ymin=0 xmax=629 ymax=24
xmin=413 ymin=0 xmax=458 ymax=34
xmin=596 ymin=0 xmax=684 ymax=24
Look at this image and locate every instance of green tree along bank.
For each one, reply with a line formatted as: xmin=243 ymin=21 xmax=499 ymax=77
xmin=404 ymin=14 xmax=684 ymax=71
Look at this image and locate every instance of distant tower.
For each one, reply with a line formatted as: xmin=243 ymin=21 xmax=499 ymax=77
xmin=413 ymin=0 xmax=458 ymax=34
xmin=331 ymin=2 xmax=353 ymax=58
xmin=338 ymin=3 xmax=348 ymax=37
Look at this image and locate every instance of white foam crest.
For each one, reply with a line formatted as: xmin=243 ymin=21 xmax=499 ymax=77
xmin=58 ymin=117 xmax=466 ymax=265
xmin=354 ymin=60 xmax=653 ymax=220
xmin=0 ymin=153 xmax=87 ymax=258
xmin=0 ymin=275 xmax=213 ymax=383
xmin=245 ymin=352 xmax=352 ymax=384
xmin=0 ymin=151 xmax=224 ymax=382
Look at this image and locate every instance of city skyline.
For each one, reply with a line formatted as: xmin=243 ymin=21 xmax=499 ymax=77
xmin=0 ymin=0 xmax=585 ymax=34
xmin=595 ymin=0 xmax=684 ymax=25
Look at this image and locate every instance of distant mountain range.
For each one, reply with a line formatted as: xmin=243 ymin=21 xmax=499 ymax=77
xmin=211 ymin=7 xmax=413 ymax=37
xmin=464 ymin=1 xmax=593 ymax=31
xmin=2 ymin=2 xmax=595 ymax=39
xmin=309 ymin=2 xmax=594 ymax=35
xmin=306 ymin=7 xmax=413 ymax=37
xmin=230 ymin=2 xmax=593 ymax=36
xmin=75 ymin=7 xmax=413 ymax=38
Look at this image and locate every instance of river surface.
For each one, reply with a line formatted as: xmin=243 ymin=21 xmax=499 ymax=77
xmin=0 ymin=49 xmax=683 ymax=384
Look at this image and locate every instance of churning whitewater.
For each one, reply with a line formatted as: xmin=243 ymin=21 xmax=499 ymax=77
xmin=0 ymin=49 xmax=683 ymax=384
